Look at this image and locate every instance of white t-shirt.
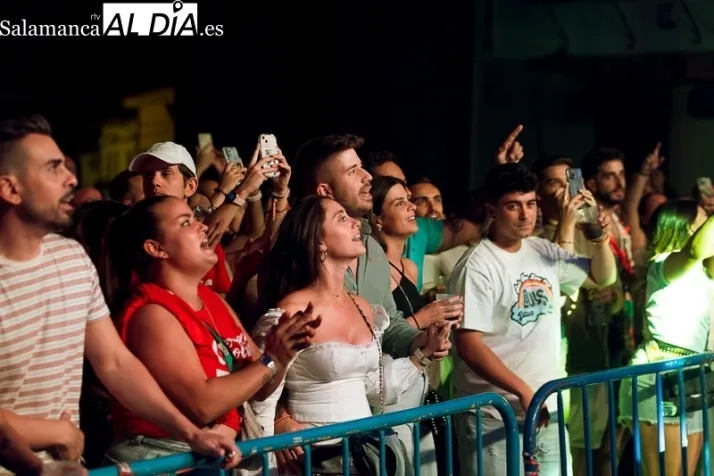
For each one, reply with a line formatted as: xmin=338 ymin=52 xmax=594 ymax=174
xmin=449 ymin=236 xmax=589 ymax=419
xmin=645 ymin=252 xmax=714 ymax=352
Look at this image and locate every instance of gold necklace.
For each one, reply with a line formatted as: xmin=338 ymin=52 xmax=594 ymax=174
xmin=314 ymin=284 xmax=343 ymax=298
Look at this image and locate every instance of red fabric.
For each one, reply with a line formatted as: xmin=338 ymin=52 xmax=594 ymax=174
xmin=201 ymin=244 xmax=232 ymax=293
xmin=609 ymin=217 xmax=635 ymax=277
xmin=112 ymin=282 xmax=252 ymax=438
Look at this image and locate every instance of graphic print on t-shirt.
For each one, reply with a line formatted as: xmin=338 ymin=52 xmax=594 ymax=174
xmin=510 ymin=272 xmax=554 ymax=326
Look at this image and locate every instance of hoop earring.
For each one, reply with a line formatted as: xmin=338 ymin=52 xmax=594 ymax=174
xmin=320 ymin=250 xmax=327 ymax=262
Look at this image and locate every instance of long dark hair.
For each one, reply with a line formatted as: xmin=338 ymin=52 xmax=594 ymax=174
xmin=257 ymin=195 xmax=328 ymax=317
xmin=649 ymin=199 xmax=700 ymax=258
xmin=369 ymin=175 xmax=408 ymax=251
xmin=63 ymin=200 xmax=129 ymax=266
xmin=100 ymin=195 xmax=171 ymax=315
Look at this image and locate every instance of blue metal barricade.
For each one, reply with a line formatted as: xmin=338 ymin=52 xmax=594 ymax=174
xmin=522 ymin=352 xmax=714 ymax=476
xmin=90 ymin=392 xmax=520 ymax=476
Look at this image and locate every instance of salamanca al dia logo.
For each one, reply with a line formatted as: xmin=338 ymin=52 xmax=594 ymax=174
xmin=102 ymin=1 xmax=222 ymax=36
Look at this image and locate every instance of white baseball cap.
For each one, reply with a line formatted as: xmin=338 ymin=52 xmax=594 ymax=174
xmin=129 ymin=142 xmax=197 ymax=177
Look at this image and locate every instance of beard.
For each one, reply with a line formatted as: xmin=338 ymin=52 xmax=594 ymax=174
xmin=18 ymin=194 xmax=74 ymax=232
xmin=596 ymin=189 xmax=625 ymax=208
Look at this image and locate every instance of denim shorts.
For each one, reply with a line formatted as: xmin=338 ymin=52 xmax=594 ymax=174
xmin=618 ymin=346 xmax=704 ymax=435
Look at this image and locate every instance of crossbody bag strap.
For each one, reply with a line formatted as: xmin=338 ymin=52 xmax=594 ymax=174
xmin=345 ymin=293 xmax=384 ymax=415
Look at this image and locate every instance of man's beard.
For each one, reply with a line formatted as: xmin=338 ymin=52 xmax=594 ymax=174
xmin=597 ymin=193 xmax=623 ymax=208
xmin=341 ymin=201 xmax=370 ymax=219
xmin=18 ymin=204 xmax=71 ymax=231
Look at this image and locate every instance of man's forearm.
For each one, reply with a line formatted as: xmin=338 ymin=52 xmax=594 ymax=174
xmin=590 ymin=240 xmax=617 ymax=287
xmin=0 ymin=412 xmax=43 ymax=475
xmin=98 ymin=353 xmax=198 ymax=442
xmin=3 ymin=412 xmax=67 ymax=451
xmin=382 ymin=314 xmax=421 ymax=358
xmin=457 ymin=333 xmax=530 ymax=398
xmin=439 ymin=219 xmax=481 ymax=251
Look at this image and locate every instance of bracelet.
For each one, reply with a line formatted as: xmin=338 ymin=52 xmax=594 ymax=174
xmin=229 ymin=195 xmax=246 ymax=208
xmin=274 ymin=414 xmax=291 ymax=425
xmin=213 ymin=188 xmax=228 ymax=197
xmin=272 ymin=188 xmax=290 ymax=200
xmin=246 ymin=191 xmax=262 ymax=203
xmin=412 ymin=314 xmax=422 ymax=330
xmin=272 ymin=201 xmax=290 ymax=221
xmin=558 ymin=240 xmax=574 ymax=245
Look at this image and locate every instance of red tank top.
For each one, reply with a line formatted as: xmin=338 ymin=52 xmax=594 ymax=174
xmin=201 ymin=244 xmax=232 ymax=293
xmin=112 ymin=282 xmax=253 ymax=438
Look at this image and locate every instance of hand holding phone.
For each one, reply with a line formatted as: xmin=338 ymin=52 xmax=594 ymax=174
xmin=566 ymin=168 xmax=603 ymax=239
xmin=222 ymin=147 xmax=243 ymax=167
xmin=198 ymin=133 xmax=213 ymax=151
xmin=697 ymin=177 xmax=713 ymax=197
xmin=259 ymin=134 xmax=281 ymax=179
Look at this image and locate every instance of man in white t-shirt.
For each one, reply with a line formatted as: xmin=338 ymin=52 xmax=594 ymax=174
xmin=0 ymin=115 xmax=240 ymax=472
xmin=450 ymin=163 xmax=617 ymax=476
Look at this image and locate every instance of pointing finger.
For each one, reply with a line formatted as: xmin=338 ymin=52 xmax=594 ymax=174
xmin=503 ymin=125 xmax=523 ymax=146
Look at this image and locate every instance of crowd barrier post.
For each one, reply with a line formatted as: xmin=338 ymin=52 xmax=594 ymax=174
xmin=522 ymin=353 xmax=714 ymax=476
xmin=90 ymin=392 xmax=520 ymax=476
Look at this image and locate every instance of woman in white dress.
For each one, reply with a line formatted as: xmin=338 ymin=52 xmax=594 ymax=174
xmin=251 ymin=196 xmax=450 ymax=476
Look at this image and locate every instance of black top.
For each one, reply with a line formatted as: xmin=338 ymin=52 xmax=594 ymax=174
xmin=389 ymin=261 xmax=426 ymax=319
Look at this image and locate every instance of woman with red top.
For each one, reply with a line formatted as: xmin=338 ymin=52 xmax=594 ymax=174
xmin=101 ymin=195 xmax=321 ymax=463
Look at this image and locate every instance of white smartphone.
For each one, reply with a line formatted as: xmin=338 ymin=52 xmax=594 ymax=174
xmin=697 ymin=177 xmax=713 ymax=197
xmin=198 ymin=133 xmax=213 ymax=151
xmin=222 ymin=147 xmax=243 ymax=166
xmin=259 ymin=133 xmax=280 ymax=178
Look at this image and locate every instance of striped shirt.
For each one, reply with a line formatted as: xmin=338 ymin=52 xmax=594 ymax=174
xmin=0 ymin=234 xmax=109 ymax=469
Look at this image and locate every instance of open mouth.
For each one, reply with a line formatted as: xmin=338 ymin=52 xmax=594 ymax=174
xmin=352 ymin=233 xmax=362 ymax=242
xmin=406 ymin=215 xmax=416 ymax=222
xmin=200 ymin=239 xmax=209 ymax=248
xmin=60 ymin=196 xmax=74 ymax=210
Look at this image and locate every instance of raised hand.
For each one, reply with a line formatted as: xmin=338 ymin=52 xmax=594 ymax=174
xmin=272 ymin=151 xmax=291 ymax=194
xmin=264 ymin=303 xmax=323 ymax=367
xmin=414 ymin=296 xmax=464 ymax=327
xmin=421 ymin=322 xmax=452 ymax=359
xmin=217 ymin=162 xmax=246 ymax=195
xmin=641 ymin=142 xmax=665 ymax=176
xmin=496 ymin=125 xmax=524 ymax=164
xmin=237 ymin=147 xmax=280 ymax=198
xmin=195 ymin=145 xmax=226 ymax=176
xmin=205 ymin=218 xmax=226 ymax=249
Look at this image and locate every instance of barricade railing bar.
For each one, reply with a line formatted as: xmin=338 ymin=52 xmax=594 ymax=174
xmin=90 ymin=392 xmax=520 ymax=476
xmin=522 ymin=352 xmax=714 ymax=476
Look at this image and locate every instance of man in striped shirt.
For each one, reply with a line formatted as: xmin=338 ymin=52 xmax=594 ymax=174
xmin=0 ymin=115 xmax=241 ymax=471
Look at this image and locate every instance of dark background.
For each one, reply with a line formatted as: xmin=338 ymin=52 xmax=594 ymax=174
xmin=2 ymin=0 xmax=714 ymax=205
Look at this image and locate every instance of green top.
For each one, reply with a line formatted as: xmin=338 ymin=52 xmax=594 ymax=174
xmin=403 ymin=217 xmax=444 ymax=292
